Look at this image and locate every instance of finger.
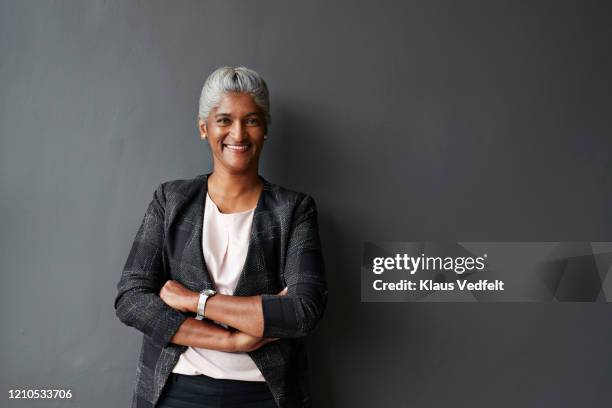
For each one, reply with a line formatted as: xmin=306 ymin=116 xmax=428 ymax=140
xmin=277 ymin=287 xmax=288 ymax=296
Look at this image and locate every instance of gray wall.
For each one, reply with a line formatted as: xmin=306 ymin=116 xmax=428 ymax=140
xmin=1 ymin=1 xmax=611 ymax=407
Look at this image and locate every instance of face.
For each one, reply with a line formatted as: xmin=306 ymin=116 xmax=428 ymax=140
xmin=199 ymin=92 xmax=267 ymax=175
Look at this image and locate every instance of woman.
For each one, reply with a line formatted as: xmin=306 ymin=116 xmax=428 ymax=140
xmin=114 ymin=66 xmax=328 ymax=408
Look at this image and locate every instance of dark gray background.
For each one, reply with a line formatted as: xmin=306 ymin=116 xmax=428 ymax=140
xmin=1 ymin=1 xmax=611 ymax=407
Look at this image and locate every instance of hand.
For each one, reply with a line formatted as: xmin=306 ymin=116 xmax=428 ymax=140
xmin=230 ymin=331 xmax=279 ymax=352
xmin=159 ymin=280 xmax=198 ymax=313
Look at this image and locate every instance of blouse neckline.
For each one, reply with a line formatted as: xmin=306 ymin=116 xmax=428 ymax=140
xmin=206 ymin=192 xmax=256 ymax=217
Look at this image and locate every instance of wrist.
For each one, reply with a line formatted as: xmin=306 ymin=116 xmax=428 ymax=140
xmin=186 ymin=292 xmax=199 ymax=313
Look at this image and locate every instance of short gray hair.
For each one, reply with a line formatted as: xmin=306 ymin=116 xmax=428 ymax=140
xmin=198 ymin=66 xmax=271 ymax=127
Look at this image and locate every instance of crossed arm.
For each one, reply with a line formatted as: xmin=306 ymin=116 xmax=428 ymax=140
xmin=114 ymin=184 xmax=327 ymax=353
xmin=158 ymin=280 xmax=286 ymax=352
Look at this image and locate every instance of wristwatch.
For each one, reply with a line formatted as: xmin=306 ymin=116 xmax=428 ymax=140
xmin=195 ymin=289 xmax=217 ymax=320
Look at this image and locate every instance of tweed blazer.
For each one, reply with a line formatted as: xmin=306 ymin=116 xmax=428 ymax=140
xmin=114 ymin=173 xmax=328 ymax=408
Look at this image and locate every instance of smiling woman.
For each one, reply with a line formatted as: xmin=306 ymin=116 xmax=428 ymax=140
xmin=200 ymin=92 xmax=267 ymax=207
xmin=114 ymin=66 xmax=328 ymax=408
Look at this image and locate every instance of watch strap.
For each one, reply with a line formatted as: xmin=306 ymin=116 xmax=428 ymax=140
xmin=195 ymin=289 xmax=215 ymax=320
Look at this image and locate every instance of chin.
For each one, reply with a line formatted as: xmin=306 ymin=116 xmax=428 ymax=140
xmin=221 ymin=156 xmax=258 ymax=171
xmin=222 ymin=162 xmax=256 ymax=174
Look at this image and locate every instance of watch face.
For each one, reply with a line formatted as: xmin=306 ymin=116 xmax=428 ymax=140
xmin=203 ymin=289 xmax=216 ymax=296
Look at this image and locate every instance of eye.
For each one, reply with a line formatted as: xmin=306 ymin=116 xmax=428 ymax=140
xmin=216 ymin=117 xmax=231 ymax=125
xmin=245 ymin=117 xmax=261 ymax=126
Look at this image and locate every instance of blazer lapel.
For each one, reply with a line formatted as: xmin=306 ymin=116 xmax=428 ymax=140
xmin=175 ymin=174 xmax=214 ymax=291
xmin=232 ymin=177 xmax=272 ymax=296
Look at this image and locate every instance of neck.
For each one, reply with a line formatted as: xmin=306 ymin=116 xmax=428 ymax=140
xmin=207 ymin=167 xmax=262 ymax=199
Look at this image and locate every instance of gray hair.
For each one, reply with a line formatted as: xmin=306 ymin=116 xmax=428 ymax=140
xmin=198 ymin=66 xmax=271 ymax=128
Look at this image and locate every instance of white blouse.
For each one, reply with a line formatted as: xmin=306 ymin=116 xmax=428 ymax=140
xmin=172 ymin=192 xmax=264 ymax=381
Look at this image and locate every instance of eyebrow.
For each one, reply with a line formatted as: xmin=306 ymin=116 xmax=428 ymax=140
xmin=214 ymin=112 xmax=262 ymax=117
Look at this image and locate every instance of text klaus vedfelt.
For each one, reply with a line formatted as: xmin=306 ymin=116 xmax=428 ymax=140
xmin=371 ymin=254 xmax=505 ymax=292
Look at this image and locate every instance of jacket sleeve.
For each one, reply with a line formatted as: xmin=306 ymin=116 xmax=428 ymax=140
xmin=260 ymin=195 xmax=328 ymax=338
xmin=114 ymin=183 xmax=188 ymax=348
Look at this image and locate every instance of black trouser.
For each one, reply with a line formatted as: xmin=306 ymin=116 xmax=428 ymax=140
xmin=156 ymin=373 xmax=277 ymax=408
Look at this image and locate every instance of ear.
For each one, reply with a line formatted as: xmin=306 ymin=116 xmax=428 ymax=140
xmin=198 ymin=119 xmax=207 ymax=140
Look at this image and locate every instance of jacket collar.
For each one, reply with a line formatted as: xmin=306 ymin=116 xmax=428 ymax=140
xmin=187 ymin=173 xmax=273 ymax=294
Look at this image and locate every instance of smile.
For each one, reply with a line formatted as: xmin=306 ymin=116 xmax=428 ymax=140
xmin=223 ymin=144 xmax=250 ymax=152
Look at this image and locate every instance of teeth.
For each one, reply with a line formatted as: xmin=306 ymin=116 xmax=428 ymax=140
xmin=225 ymin=144 xmax=249 ymax=151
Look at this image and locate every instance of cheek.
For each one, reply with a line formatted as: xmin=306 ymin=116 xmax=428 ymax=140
xmin=208 ymin=132 xmax=225 ymax=146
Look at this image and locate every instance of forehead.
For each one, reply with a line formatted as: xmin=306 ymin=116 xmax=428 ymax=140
xmin=214 ymin=92 xmax=261 ymax=116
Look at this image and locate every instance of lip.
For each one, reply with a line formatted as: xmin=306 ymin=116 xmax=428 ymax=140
xmin=223 ymin=143 xmax=251 ymax=153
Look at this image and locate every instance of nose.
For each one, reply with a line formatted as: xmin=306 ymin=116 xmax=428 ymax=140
xmin=229 ymin=120 xmax=247 ymax=141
